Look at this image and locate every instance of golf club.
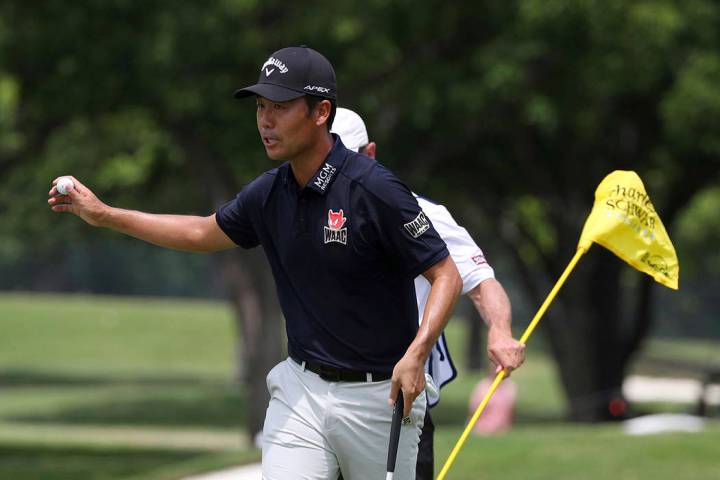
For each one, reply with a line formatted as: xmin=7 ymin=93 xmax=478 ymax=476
xmin=385 ymin=390 xmax=404 ymax=480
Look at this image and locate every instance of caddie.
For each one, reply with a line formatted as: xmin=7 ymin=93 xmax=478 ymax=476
xmin=48 ymin=46 xmax=462 ymax=480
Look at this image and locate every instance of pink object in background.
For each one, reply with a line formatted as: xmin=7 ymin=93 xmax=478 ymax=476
xmin=469 ymin=377 xmax=517 ymax=435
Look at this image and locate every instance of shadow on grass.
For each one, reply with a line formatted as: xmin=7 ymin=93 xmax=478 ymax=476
xmin=0 ymin=444 xmax=207 ymax=480
xmin=9 ymin=386 xmax=247 ymax=428
xmin=0 ymin=369 xmax=218 ymax=387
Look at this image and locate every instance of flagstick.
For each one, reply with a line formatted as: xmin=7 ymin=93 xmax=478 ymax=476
xmin=436 ymin=246 xmax=588 ymax=480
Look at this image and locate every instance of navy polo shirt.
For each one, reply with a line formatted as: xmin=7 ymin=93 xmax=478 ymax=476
xmin=216 ymin=135 xmax=449 ymax=373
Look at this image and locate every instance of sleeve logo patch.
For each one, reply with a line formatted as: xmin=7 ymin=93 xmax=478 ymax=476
xmin=404 ymin=211 xmax=430 ymax=238
xmin=472 ymin=253 xmax=487 ymax=266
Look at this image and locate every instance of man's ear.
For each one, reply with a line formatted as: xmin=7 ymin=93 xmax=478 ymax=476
xmin=315 ymin=100 xmax=332 ymax=127
xmin=364 ymin=142 xmax=377 ymax=159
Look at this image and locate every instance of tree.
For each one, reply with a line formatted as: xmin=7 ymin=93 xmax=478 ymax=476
xmin=354 ymin=0 xmax=720 ymax=420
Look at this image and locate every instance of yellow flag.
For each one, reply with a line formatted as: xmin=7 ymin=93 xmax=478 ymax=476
xmin=578 ymin=170 xmax=679 ymax=289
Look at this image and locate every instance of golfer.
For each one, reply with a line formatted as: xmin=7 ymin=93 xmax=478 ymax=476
xmin=332 ymin=107 xmax=525 ymax=479
xmin=48 ymin=46 xmax=461 ymax=479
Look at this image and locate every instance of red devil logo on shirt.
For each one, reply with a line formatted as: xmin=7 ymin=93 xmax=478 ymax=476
xmin=325 ymin=209 xmax=348 ymax=245
xmin=327 ymin=209 xmax=347 ymax=230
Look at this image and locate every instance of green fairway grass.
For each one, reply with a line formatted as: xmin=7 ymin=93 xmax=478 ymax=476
xmin=0 ymin=444 xmax=258 ymax=480
xmin=0 ymin=292 xmax=718 ymax=479
xmin=433 ymin=423 xmax=720 ymax=480
xmin=0 ymin=293 xmax=236 ymax=376
xmin=0 ymin=444 xmax=204 ymax=480
xmin=0 ymin=292 xmax=258 ymax=479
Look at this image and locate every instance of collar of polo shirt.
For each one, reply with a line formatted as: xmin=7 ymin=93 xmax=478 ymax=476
xmin=282 ymin=134 xmax=350 ymax=195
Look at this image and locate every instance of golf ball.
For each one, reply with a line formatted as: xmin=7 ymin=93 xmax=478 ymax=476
xmin=57 ymin=177 xmax=74 ymax=195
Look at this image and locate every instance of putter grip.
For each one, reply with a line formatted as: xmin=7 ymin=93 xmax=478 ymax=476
xmin=386 ymin=390 xmax=404 ymax=473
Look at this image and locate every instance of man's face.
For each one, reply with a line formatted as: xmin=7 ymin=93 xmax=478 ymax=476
xmin=256 ymin=96 xmax=317 ymax=161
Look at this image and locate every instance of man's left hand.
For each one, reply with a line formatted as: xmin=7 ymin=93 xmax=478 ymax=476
xmin=487 ymin=326 xmax=525 ymax=376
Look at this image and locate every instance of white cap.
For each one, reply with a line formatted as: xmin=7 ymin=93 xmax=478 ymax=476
xmin=331 ymin=107 xmax=369 ymax=152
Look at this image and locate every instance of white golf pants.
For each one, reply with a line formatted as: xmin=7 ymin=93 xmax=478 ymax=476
xmin=262 ymin=358 xmax=426 ymax=480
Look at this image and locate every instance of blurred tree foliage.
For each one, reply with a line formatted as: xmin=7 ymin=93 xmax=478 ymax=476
xmin=1 ymin=0 xmax=719 ymax=429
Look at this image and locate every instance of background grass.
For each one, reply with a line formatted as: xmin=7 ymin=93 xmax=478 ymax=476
xmin=0 ymin=293 xmax=255 ymax=479
xmin=1 ymin=292 xmax=718 ymax=479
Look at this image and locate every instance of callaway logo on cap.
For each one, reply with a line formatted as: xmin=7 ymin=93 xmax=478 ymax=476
xmin=234 ymin=46 xmax=337 ymax=102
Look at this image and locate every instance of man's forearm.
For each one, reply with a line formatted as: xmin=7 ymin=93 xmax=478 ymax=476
xmin=49 ymin=177 xmax=235 ymax=253
xmin=102 ymin=208 xmax=229 ymax=253
xmin=468 ymin=278 xmax=512 ymax=334
xmin=408 ymin=257 xmax=462 ymax=361
xmin=469 ymin=277 xmax=526 ymax=372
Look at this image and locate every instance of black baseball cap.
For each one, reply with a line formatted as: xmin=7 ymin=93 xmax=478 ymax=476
xmin=234 ymin=46 xmax=337 ymax=102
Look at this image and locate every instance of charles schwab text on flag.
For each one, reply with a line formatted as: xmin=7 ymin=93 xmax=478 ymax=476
xmin=577 ymin=170 xmax=679 ymax=290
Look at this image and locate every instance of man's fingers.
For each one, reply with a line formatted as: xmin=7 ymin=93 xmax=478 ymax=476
xmin=508 ymin=346 xmax=525 ymax=370
xmin=65 ymin=183 xmax=78 ymax=197
xmin=489 ymin=343 xmax=526 ymax=371
xmin=402 ymin=388 xmax=412 ymax=417
xmin=48 ymin=195 xmax=71 ymax=205
xmin=388 ymin=381 xmax=400 ymax=406
xmin=51 ymin=204 xmax=73 ymax=213
xmin=489 ymin=351 xmax=518 ymax=378
xmin=494 ymin=363 xmax=513 ymax=377
xmin=489 ymin=351 xmax=504 ymax=369
xmin=67 ymin=176 xmax=87 ymax=194
xmin=48 ymin=175 xmax=86 ymax=217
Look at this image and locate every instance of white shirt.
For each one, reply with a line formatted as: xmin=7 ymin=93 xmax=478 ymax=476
xmin=414 ymin=195 xmax=495 ymax=407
